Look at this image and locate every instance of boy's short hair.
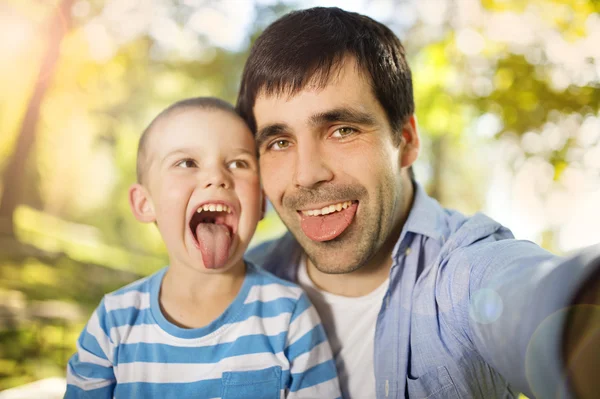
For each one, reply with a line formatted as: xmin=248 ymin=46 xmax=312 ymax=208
xmin=236 ymin=7 xmax=414 ymax=143
xmin=136 ymin=97 xmax=238 ymax=185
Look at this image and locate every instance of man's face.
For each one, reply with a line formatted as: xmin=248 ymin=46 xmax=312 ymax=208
xmin=138 ymin=109 xmax=262 ymax=273
xmin=253 ymin=59 xmax=412 ymax=274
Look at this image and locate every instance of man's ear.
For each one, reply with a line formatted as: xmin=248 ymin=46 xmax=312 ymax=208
xmin=399 ymin=114 xmax=421 ymax=169
xmin=129 ymin=183 xmax=156 ymax=223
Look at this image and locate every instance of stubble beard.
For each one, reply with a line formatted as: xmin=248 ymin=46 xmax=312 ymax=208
xmin=278 ymin=183 xmax=394 ymax=275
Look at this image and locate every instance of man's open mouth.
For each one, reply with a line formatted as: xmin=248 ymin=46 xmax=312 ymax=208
xmin=297 ymin=200 xmax=359 ymax=242
xmin=188 ymin=201 xmax=238 ymax=269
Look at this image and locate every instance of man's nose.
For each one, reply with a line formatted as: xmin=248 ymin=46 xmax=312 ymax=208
xmin=202 ymin=167 xmax=232 ymax=190
xmin=293 ymin=142 xmax=334 ymax=189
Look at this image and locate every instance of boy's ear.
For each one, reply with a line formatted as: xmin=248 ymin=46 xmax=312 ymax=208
xmin=129 ymin=183 xmax=156 ymax=223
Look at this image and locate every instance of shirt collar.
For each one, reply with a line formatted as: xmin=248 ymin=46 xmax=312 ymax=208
xmin=396 ymin=182 xmax=446 ymax=249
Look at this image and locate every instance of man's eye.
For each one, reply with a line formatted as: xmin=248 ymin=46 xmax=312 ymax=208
xmin=175 ymin=159 xmax=197 ymax=168
xmin=228 ymin=160 xmax=249 ymax=169
xmin=267 ymin=139 xmax=291 ymax=151
xmin=331 ymin=127 xmax=356 ymax=138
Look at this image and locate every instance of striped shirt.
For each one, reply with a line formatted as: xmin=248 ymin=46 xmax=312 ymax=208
xmin=65 ymin=262 xmax=341 ymax=398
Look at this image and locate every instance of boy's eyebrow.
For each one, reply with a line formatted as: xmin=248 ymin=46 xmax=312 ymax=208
xmin=231 ymin=148 xmax=255 ymax=156
xmin=256 ymin=107 xmax=377 ymax=149
xmin=158 ymin=148 xmax=199 ymax=166
xmin=162 ymin=148 xmax=191 ymax=160
xmin=159 ymin=148 xmax=256 ymax=163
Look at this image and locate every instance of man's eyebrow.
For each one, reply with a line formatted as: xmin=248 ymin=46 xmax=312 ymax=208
xmin=255 ymin=108 xmax=376 ymax=149
xmin=309 ymin=107 xmax=377 ymax=127
xmin=256 ymin=123 xmax=288 ymax=149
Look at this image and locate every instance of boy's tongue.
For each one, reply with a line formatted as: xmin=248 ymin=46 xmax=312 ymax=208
xmin=195 ymin=224 xmax=231 ymax=269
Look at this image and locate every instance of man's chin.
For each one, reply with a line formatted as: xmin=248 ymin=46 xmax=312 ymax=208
xmin=296 ymin=233 xmax=372 ymax=274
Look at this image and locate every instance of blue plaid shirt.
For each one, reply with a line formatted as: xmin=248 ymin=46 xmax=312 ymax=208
xmin=247 ymin=184 xmax=600 ymax=398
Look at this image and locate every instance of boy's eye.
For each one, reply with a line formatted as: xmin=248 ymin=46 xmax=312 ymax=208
xmin=228 ymin=160 xmax=249 ymax=169
xmin=268 ymin=139 xmax=291 ymax=151
xmin=175 ymin=159 xmax=197 ymax=168
xmin=331 ymin=127 xmax=356 ymax=138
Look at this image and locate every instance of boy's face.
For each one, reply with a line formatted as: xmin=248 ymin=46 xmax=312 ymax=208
xmin=130 ymin=108 xmax=262 ymax=273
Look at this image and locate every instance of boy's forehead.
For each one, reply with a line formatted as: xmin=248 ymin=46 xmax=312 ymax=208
xmin=146 ymin=107 xmax=256 ymax=157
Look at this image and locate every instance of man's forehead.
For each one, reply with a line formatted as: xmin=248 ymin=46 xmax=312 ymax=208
xmin=255 ymin=57 xmax=369 ymax=105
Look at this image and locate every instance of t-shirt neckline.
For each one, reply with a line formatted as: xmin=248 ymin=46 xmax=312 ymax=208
xmin=149 ymin=263 xmax=254 ymax=340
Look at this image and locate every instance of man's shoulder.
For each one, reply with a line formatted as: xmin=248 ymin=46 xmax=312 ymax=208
xmin=407 ymin=184 xmax=515 ymax=252
xmin=429 ymin=210 xmax=531 ymax=288
xmin=436 ymin=210 xmax=555 ymax=289
xmin=245 ymin=233 xmax=302 ymax=282
xmin=442 ymin=211 xmax=514 ymax=254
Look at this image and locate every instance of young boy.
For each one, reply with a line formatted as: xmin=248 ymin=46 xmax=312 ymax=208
xmin=65 ymin=98 xmax=341 ymax=398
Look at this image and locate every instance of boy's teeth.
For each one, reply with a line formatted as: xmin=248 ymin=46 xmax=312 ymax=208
xmin=196 ymin=204 xmax=231 ymax=213
xmin=302 ymin=201 xmax=353 ymax=216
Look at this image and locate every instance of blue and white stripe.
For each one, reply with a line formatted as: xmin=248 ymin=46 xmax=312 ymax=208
xmin=65 ymin=262 xmax=341 ymax=398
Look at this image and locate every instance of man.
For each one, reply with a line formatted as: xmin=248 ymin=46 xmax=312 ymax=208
xmin=238 ymin=7 xmax=600 ymax=399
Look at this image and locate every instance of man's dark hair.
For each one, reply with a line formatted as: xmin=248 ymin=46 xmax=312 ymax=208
xmin=236 ymin=7 xmax=415 ymax=179
xmin=136 ymin=97 xmax=238 ymax=184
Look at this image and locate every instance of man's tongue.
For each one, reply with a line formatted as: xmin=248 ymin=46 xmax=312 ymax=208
xmin=300 ymin=202 xmax=357 ymax=242
xmin=195 ymin=223 xmax=231 ymax=269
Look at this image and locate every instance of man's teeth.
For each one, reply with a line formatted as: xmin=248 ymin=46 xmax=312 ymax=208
xmin=196 ymin=203 xmax=232 ymax=213
xmin=302 ymin=201 xmax=353 ymax=216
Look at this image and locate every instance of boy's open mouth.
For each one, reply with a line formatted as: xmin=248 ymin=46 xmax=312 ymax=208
xmin=189 ymin=202 xmax=238 ymax=269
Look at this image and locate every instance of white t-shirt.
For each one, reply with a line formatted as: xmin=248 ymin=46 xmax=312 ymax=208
xmin=297 ymin=256 xmax=389 ymax=399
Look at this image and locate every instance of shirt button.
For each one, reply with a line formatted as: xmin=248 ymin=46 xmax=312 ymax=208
xmin=385 ymin=379 xmax=390 ymax=397
xmin=405 ymin=247 xmax=412 ymax=256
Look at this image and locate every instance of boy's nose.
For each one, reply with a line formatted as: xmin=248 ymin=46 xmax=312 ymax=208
xmin=203 ymin=169 xmax=231 ymax=190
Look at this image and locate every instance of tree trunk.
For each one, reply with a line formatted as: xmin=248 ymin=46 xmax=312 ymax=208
xmin=0 ymin=0 xmax=74 ymax=237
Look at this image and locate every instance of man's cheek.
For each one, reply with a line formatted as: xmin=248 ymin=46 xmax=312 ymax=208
xmin=259 ymin=160 xmax=285 ymax=198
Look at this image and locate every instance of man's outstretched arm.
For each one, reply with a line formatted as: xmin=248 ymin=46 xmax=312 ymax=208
xmin=443 ymin=240 xmax=600 ymax=398
xmin=563 ymin=259 xmax=600 ymax=398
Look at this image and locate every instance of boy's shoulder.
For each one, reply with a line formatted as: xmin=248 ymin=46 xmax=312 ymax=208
xmin=101 ymin=267 xmax=165 ymax=311
xmin=245 ymin=261 xmax=305 ymax=303
xmin=245 ymin=233 xmax=302 ymax=282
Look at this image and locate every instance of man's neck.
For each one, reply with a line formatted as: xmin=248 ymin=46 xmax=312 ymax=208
xmin=306 ymin=255 xmax=392 ymax=297
xmin=306 ymin=179 xmax=415 ymax=297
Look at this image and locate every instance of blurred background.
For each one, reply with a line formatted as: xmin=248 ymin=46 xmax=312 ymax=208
xmin=0 ymin=0 xmax=599 ymax=396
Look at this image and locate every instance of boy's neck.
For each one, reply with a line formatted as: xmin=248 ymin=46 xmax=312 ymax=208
xmin=159 ymin=260 xmax=246 ymax=329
